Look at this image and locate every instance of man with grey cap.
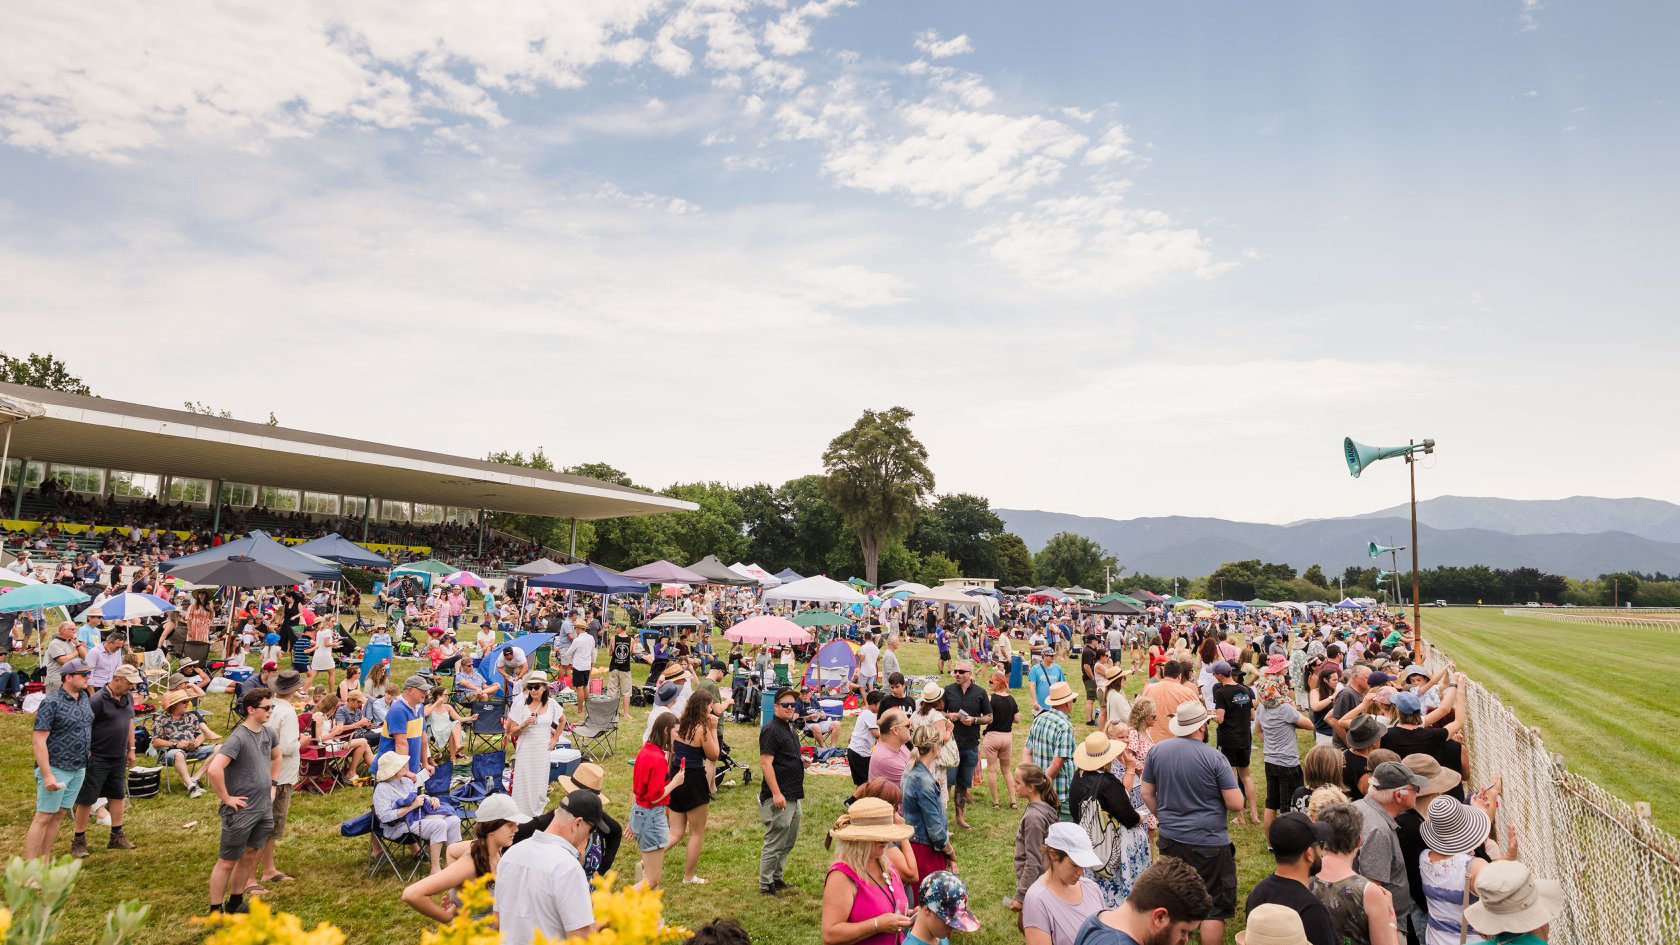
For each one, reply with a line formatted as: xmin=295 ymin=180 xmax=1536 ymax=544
xmin=1355 ymin=760 xmax=1429 ymax=940
xmin=376 ymin=674 xmax=435 ymax=783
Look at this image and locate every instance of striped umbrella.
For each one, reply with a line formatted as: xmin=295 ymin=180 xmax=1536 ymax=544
xmin=444 ymin=571 xmax=489 ymax=589
xmin=86 ymin=592 xmax=177 ymax=621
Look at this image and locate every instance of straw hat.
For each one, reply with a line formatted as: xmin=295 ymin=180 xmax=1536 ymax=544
xmin=522 ymin=671 xmax=549 ymax=687
xmin=164 ymin=690 xmax=196 ymax=712
xmin=1102 ymin=664 xmax=1129 ymax=684
xmin=1402 ymin=753 xmax=1462 ymax=798
xmin=828 ymin=797 xmax=913 ymax=843
xmin=1167 ymin=700 xmax=1212 ymax=736
xmin=1422 ymin=796 xmax=1491 ymax=856
xmin=1043 ymin=681 xmax=1078 ymax=707
xmin=1074 ymin=731 xmax=1125 ymax=771
xmin=659 ymin=664 xmax=686 ymax=683
xmin=556 ymin=762 xmax=612 ymax=805
xmin=918 ymin=681 xmax=946 ymax=703
xmin=1235 ymin=904 xmax=1309 ymax=945
xmin=375 ymin=752 xmax=408 ymax=782
xmin=1462 ymin=860 xmax=1564 ymax=936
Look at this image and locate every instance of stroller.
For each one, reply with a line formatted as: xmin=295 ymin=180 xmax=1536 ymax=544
xmin=712 ymin=729 xmax=752 ymax=788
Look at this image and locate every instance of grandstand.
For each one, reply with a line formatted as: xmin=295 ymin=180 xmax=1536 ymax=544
xmin=0 ymin=382 xmax=695 ymax=574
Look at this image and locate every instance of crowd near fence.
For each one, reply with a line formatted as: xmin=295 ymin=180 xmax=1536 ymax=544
xmin=1498 ymin=608 xmax=1680 ymax=632
xmin=1416 ymin=639 xmax=1680 ymax=944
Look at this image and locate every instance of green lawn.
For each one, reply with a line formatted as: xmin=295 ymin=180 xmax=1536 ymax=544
xmin=0 ymin=635 xmax=1293 ymax=944
xmin=1423 ymin=608 xmax=1680 ymax=836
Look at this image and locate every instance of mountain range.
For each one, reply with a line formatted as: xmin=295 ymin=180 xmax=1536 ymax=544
xmin=995 ymin=496 xmax=1680 ymax=579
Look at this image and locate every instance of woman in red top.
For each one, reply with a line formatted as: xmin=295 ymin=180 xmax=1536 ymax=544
xmin=631 ymin=714 xmax=684 ymax=890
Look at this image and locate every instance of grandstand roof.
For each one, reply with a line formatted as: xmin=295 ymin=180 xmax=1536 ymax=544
xmin=0 ymin=382 xmax=696 ymax=521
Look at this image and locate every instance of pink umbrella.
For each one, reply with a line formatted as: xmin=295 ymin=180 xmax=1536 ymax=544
xmin=444 ymin=571 xmax=488 ymax=590
xmin=723 ymin=615 xmax=812 ymax=645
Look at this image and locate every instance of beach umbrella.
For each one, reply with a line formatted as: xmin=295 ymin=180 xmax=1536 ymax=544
xmin=658 ymin=585 xmax=687 ymax=598
xmin=791 ymin=610 xmax=849 ymax=628
xmin=445 ymin=571 xmax=489 ymax=589
xmin=648 ymin=612 xmax=706 ymax=628
xmin=85 ymin=592 xmax=176 ymax=621
xmin=0 ymin=583 xmax=91 ymax=614
xmin=724 ymin=615 xmax=812 ymax=645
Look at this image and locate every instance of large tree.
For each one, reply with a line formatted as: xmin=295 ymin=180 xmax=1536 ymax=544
xmin=991 ymin=532 xmax=1036 ymax=587
xmin=1032 ymin=532 xmax=1116 ymax=590
xmin=908 ymin=493 xmax=1005 ymax=577
xmin=821 ymin=407 xmax=935 ymax=586
xmin=662 ymin=482 xmax=748 ymax=567
xmin=1 ymin=351 xmax=91 ymax=395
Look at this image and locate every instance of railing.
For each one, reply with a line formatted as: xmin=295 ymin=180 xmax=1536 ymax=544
xmin=1417 ymin=641 xmax=1680 ymax=943
xmin=1500 ymin=608 xmax=1680 ymax=631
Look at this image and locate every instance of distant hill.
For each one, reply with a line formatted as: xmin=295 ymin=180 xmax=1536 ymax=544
xmin=995 ymin=499 xmax=1680 ymax=579
xmin=1338 ymin=495 xmax=1680 ymax=543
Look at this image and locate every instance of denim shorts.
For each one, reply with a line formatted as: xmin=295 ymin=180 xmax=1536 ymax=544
xmin=630 ymin=804 xmax=669 ymax=853
xmin=35 ymin=765 xmax=87 ymax=814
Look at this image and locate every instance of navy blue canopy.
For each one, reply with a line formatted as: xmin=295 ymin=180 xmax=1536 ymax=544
xmin=292 ymin=532 xmax=393 ymax=568
xmin=527 ymin=564 xmax=648 ymax=595
xmin=773 ymin=568 xmax=805 ymax=584
xmin=160 ymin=530 xmax=340 ymax=581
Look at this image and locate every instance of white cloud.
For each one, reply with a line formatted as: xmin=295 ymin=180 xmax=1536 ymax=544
xmin=1518 ymin=0 xmax=1543 ymax=31
xmin=974 ymin=184 xmax=1233 ymax=293
xmin=913 ymin=30 xmax=974 ymax=59
xmin=1081 ymin=124 xmax=1133 ymax=165
xmin=763 ymin=0 xmax=857 ymax=56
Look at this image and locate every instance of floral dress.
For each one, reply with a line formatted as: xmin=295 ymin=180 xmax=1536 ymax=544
xmin=1122 ymin=728 xmax=1156 ymax=831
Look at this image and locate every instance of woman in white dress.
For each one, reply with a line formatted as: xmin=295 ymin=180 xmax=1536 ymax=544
xmin=504 ymin=671 xmax=564 ymax=817
xmin=308 ymin=622 xmax=338 ymax=690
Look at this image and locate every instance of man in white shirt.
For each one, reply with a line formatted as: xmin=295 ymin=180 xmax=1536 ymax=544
xmin=495 ymin=791 xmax=602 ymax=944
xmin=879 ymin=638 xmax=901 ymax=680
xmin=565 ymin=623 xmax=596 ymax=721
xmin=856 ymin=633 xmax=880 ymax=693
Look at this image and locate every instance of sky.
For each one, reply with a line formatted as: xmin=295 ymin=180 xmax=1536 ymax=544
xmin=1 ymin=1 xmax=1675 ymax=525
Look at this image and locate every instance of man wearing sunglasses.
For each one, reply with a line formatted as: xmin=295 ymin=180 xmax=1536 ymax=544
xmin=758 ymin=692 xmax=807 ymax=895
xmin=203 ymin=687 xmax=282 ymax=916
xmin=943 ymin=660 xmax=992 ymax=830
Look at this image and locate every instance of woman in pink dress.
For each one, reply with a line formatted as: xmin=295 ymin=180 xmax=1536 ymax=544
xmin=820 ymin=798 xmax=914 ymax=945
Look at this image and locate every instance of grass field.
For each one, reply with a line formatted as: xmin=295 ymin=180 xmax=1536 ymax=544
xmin=1424 ymin=608 xmax=1680 ymax=835
xmin=0 ymin=635 xmax=1294 ymax=945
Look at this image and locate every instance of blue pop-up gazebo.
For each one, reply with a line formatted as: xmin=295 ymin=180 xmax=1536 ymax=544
xmin=293 ymin=532 xmax=393 ymax=568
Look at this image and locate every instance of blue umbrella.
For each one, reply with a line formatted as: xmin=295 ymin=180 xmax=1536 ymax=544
xmin=0 ymin=583 xmax=91 ymax=614
xmin=86 ymin=592 xmax=177 ymax=621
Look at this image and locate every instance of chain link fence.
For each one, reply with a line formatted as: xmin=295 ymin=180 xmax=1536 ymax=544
xmin=1417 ymin=641 xmax=1680 ymax=943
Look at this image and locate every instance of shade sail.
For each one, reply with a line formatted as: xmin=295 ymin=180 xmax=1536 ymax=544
xmin=161 ymin=531 xmax=339 ymax=581
xmin=620 ymin=560 xmax=707 ymax=585
xmin=723 ymin=615 xmax=811 ymax=645
xmin=291 ymin=532 xmax=392 ymax=568
xmin=527 ymin=565 xmax=649 ymax=595
xmin=685 ymin=555 xmax=757 ymax=587
xmin=764 ymin=575 xmax=868 ymax=605
xmin=508 ymin=558 xmax=575 ymax=576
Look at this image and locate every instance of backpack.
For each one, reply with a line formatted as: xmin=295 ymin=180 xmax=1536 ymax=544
xmin=1078 ymin=793 xmax=1127 ymax=878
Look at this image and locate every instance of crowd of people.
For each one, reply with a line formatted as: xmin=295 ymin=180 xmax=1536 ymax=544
xmin=11 ymin=561 xmax=1575 ymax=945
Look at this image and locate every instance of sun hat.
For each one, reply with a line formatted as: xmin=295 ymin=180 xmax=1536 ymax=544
xmin=472 ymin=793 xmax=532 ymax=825
xmin=522 ymin=671 xmax=550 ymax=687
xmin=1268 ymin=812 xmax=1333 ymax=858
xmin=375 ymin=752 xmax=408 ymax=782
xmin=918 ymin=871 xmax=981 ymax=933
xmin=274 ymin=669 xmax=305 ymax=696
xmin=1167 ymin=700 xmax=1212 ymax=736
xmin=1402 ymin=753 xmax=1462 ymax=798
xmin=1264 ymin=654 xmax=1288 ymax=673
xmin=1043 ymin=681 xmax=1078 ymax=707
xmin=556 ymin=762 xmax=612 ymax=805
xmin=1346 ymin=714 xmax=1386 ymax=750
xmin=1235 ymin=903 xmax=1310 ymax=945
xmin=1103 ymin=663 xmax=1129 ymax=683
xmin=655 ymin=683 xmax=681 ymax=706
xmin=1462 ymin=860 xmax=1564 ymax=935
xmin=1401 ymin=664 xmax=1428 ymax=682
xmin=1392 ymin=690 xmax=1423 ymax=716
xmin=1422 ymin=796 xmax=1492 ymax=855
xmin=1044 ymin=821 xmax=1103 ymax=869
xmin=165 ymin=690 xmax=196 ymax=711
xmin=659 ymin=664 xmax=686 ymax=683
xmin=261 ymin=660 xmax=278 ymax=671
xmin=1074 ymin=731 xmax=1126 ymax=771
xmin=919 ymin=681 xmax=946 ymax=703
xmin=828 ymin=797 xmax=913 ymax=843
xmin=167 ymin=672 xmax=189 ymax=689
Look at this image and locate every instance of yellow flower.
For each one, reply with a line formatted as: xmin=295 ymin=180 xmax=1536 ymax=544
xmin=572 ymin=873 xmax=690 ymax=945
xmin=0 ymin=905 xmax=12 ymax=941
xmin=193 ymin=898 xmax=345 ymax=945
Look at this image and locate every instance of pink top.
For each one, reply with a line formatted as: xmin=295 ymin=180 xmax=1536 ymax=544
xmin=829 ymin=861 xmax=908 ymax=945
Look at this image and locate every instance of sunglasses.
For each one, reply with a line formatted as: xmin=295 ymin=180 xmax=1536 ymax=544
xmin=776 ymin=701 xmax=797 ymax=709
xmin=255 ymin=704 xmax=275 ymax=712
xmin=526 ymin=684 xmax=545 ymax=689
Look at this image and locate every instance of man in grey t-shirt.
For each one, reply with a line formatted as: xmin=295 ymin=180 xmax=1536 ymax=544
xmin=1328 ymin=665 xmax=1372 ymax=748
xmin=43 ymin=621 xmax=85 ymax=693
xmin=203 ymin=687 xmax=280 ymax=915
xmin=1141 ymin=701 xmax=1246 ymax=945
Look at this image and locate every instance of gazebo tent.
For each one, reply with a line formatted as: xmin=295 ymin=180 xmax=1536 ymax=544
xmin=763 ymin=575 xmax=868 ymax=606
xmin=685 ymin=555 xmax=757 ymax=587
xmin=1085 ymin=598 xmax=1144 ymax=616
xmin=1131 ymin=589 xmax=1165 ymax=603
xmin=1214 ymin=600 xmax=1247 ymax=611
xmin=1063 ymin=586 xmax=1097 ymax=599
xmin=160 ymin=530 xmax=340 ymax=582
xmin=292 ymin=532 xmax=393 ymax=568
xmin=528 ymin=565 xmax=649 ymax=595
xmin=620 ymin=560 xmax=707 ymax=585
xmin=909 ymin=585 xmax=1001 ymax=618
xmin=773 ymin=568 xmax=805 ymax=584
xmin=508 ymin=558 xmax=575 ymax=577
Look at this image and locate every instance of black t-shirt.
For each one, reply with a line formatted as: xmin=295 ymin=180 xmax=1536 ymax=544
xmin=877 ymin=694 xmax=916 ymax=719
xmin=1341 ymin=750 xmax=1368 ymax=800
xmin=759 ymin=718 xmax=805 ymax=802
xmin=1380 ymin=724 xmax=1448 ymax=763
xmin=1213 ymin=683 xmax=1255 ymax=748
xmin=987 ymin=693 xmax=1019 ymax=734
xmin=942 ymin=682 xmax=991 ymax=747
xmin=1244 ymin=875 xmax=1337 ymax=945
xmin=1396 ymin=808 xmax=1428 ymax=917
xmin=1080 ymin=646 xmax=1101 ymax=687
xmin=608 ymin=634 xmax=634 ymax=672
xmin=89 ymin=688 xmax=134 ymax=760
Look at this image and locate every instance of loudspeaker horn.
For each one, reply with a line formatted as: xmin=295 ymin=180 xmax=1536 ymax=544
xmin=1343 ymin=437 xmax=1435 ymax=478
xmin=1368 ymin=541 xmax=1405 ymax=558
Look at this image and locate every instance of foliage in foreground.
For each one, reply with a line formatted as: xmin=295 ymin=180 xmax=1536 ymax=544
xmin=0 ymin=856 xmax=148 ymax=945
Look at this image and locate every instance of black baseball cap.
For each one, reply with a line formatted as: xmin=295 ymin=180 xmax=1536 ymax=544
xmin=1268 ymin=812 xmax=1333 ymax=858
xmin=557 ymin=789 xmax=610 ymax=833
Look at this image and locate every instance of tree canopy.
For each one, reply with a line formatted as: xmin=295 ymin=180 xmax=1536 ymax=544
xmin=1032 ymin=532 xmax=1116 ymax=591
xmin=1 ymin=351 xmax=91 ymax=395
xmin=821 ymin=406 xmax=935 ymax=586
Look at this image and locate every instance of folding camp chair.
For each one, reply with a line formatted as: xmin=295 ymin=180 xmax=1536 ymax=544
xmin=451 ymin=751 xmax=505 ymax=807
xmin=465 ymin=700 xmax=505 ymax=755
xmin=367 ymin=809 xmax=427 ymax=882
xmin=572 ymin=695 xmax=620 ymax=763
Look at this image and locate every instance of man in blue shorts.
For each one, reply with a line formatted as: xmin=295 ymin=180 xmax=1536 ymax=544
xmin=27 ymin=657 xmax=94 ymax=860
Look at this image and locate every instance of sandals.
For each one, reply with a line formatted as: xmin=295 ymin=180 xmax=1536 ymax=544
xmin=682 ymin=876 xmax=709 ymax=885
xmin=262 ymin=873 xmax=295 ymax=883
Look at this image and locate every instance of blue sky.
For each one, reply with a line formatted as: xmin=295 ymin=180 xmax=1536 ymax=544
xmin=1 ymin=0 xmax=1674 ymax=524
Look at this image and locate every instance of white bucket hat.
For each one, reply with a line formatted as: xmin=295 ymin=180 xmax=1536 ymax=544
xmin=1462 ymin=860 xmax=1564 ymax=936
xmin=1168 ymin=700 xmax=1212 ymax=736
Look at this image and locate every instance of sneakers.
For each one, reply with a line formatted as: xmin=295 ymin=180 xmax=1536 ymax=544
xmin=188 ymin=781 xmax=205 ymax=799
xmin=759 ymin=884 xmax=778 ymax=895
xmin=70 ymin=836 xmax=88 ymax=858
xmin=108 ymin=833 xmax=136 ymax=850
xmin=772 ymin=879 xmax=790 ymax=891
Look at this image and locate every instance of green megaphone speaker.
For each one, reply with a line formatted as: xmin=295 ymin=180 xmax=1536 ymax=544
xmin=1343 ymin=438 xmax=1435 ymax=478
xmin=1368 ymin=541 xmax=1405 ymax=558
xmin=1377 ymin=569 xmax=1395 ymax=582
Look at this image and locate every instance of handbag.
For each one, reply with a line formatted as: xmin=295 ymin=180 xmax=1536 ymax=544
xmin=1079 ymin=794 xmax=1127 ymax=878
xmin=937 ymin=736 xmax=960 ymax=769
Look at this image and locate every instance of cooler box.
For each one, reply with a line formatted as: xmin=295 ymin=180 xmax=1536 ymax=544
xmin=224 ymin=666 xmax=253 ymax=683
xmin=819 ymin=698 xmax=843 ymax=721
xmin=549 ymin=747 xmax=583 ymax=783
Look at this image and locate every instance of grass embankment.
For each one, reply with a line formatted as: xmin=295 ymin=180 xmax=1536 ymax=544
xmin=1424 ymin=609 xmax=1680 ymax=835
xmin=0 ymin=635 xmax=1295 ymax=945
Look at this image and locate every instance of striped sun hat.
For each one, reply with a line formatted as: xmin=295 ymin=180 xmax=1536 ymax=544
xmin=1421 ymin=795 xmax=1491 ymax=856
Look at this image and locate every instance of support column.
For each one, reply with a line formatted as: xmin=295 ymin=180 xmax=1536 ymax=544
xmin=11 ymin=458 xmax=28 ymax=518
xmin=361 ymin=497 xmax=372 ymax=543
xmin=568 ymin=517 xmax=577 ymax=560
xmin=210 ymin=480 xmax=223 ymax=533
xmin=476 ymin=509 xmax=485 ymax=557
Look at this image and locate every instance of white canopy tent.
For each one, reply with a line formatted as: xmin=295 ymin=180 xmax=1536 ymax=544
xmin=762 ymin=575 xmax=869 ymax=606
xmin=909 ymin=584 xmax=1001 ymax=619
xmin=728 ymin=562 xmax=782 ymax=587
